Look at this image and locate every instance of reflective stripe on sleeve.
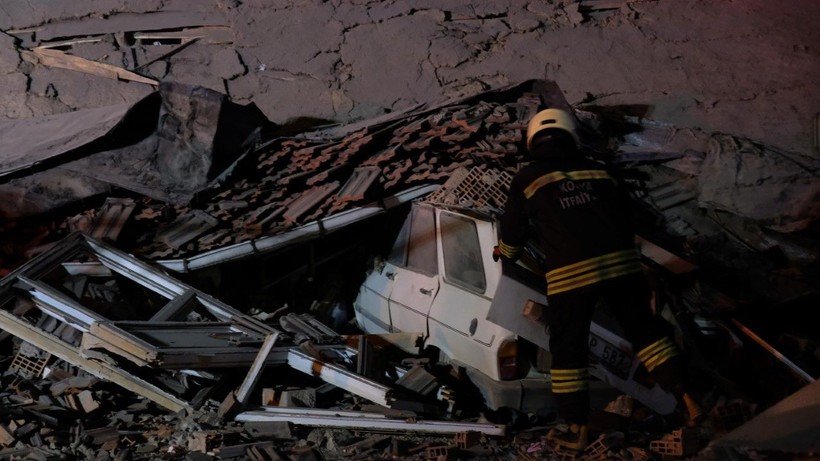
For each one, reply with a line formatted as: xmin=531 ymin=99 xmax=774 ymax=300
xmin=498 ymin=239 xmax=522 ymax=259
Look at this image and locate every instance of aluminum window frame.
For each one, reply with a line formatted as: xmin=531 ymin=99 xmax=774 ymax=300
xmin=438 ymin=210 xmax=487 ymax=294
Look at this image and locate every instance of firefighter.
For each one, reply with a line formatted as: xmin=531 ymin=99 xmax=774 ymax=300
xmin=494 ymin=108 xmax=702 ymax=452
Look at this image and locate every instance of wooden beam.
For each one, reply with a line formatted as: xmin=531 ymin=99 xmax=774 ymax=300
xmin=0 ymin=309 xmax=188 ymax=412
xmin=35 ymin=38 xmax=104 ymax=50
xmin=22 ymin=48 xmax=158 ymax=86
xmin=25 ymin=11 xmax=226 ymax=42
xmin=235 ymin=333 xmax=280 ymax=404
xmin=133 ymin=26 xmax=233 ymax=44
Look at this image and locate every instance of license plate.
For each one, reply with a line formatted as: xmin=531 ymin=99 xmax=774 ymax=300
xmin=589 ymin=333 xmax=632 ymax=379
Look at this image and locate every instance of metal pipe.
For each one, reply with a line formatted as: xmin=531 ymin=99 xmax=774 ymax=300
xmin=235 ymin=410 xmax=506 ymax=436
xmin=287 ymin=348 xmax=393 ymax=407
xmin=157 ymin=184 xmax=439 ymax=272
xmin=731 ymin=318 xmax=815 ymax=384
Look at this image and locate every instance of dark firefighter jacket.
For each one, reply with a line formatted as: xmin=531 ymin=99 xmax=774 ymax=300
xmin=499 ymin=154 xmax=642 ymax=296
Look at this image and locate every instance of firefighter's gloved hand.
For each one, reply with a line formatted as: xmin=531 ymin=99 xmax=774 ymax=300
xmin=492 ymin=246 xmax=501 ymax=262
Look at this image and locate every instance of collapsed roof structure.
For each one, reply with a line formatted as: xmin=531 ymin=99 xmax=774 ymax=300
xmin=1 ymin=79 xmax=819 ymax=459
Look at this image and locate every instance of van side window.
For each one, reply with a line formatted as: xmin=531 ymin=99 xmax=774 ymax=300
xmin=388 ymin=206 xmax=438 ymax=275
xmin=440 ymin=212 xmax=486 ymax=292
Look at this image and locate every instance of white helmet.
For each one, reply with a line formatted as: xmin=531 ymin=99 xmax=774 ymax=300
xmin=526 ymin=108 xmax=580 ymax=151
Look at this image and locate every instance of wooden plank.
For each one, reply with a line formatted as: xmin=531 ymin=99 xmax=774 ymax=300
xmin=22 ymin=48 xmax=158 ymax=86
xmin=133 ymin=26 xmax=233 ymax=44
xmin=0 ymin=309 xmax=189 ymax=412
xmin=636 ymin=236 xmax=698 ymax=275
xmin=34 ymin=11 xmax=227 ymax=41
xmin=235 ymin=333 xmax=280 ymax=404
xmin=35 ymin=38 xmax=103 ymax=49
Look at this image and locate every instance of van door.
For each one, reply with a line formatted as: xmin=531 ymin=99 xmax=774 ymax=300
xmin=356 ymin=259 xmax=397 ymax=334
xmin=356 ymin=207 xmax=414 ymax=334
xmin=388 ymin=204 xmax=439 ymax=336
xmin=428 ymin=210 xmax=513 ymax=378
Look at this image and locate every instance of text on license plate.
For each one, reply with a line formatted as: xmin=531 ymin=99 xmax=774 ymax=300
xmin=589 ymin=333 xmax=632 ymax=379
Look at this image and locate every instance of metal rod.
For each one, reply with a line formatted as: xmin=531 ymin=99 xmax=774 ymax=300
xmin=235 ymin=410 xmax=506 ymax=436
xmin=731 ymin=318 xmax=815 ymax=384
xmin=287 ymin=348 xmax=393 ymax=407
xmin=246 ymin=406 xmax=388 ymax=419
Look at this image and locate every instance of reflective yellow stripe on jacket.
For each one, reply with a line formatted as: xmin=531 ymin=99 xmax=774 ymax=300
xmin=546 ymin=249 xmax=642 ymax=296
xmin=524 ymin=169 xmax=612 ymax=199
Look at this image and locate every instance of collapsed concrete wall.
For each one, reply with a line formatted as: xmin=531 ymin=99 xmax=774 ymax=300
xmin=0 ymin=82 xmax=270 ymax=219
xmin=1 ymin=1 xmax=818 ymax=156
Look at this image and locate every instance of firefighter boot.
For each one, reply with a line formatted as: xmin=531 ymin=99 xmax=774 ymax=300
xmin=547 ymin=423 xmax=589 ymax=452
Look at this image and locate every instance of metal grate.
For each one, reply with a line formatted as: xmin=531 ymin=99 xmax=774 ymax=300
xmin=422 ymin=166 xmax=512 ymax=214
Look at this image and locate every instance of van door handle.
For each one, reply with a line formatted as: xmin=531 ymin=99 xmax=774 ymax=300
xmin=385 ymin=272 xmax=395 ymax=280
xmin=419 ymin=288 xmax=433 ymax=295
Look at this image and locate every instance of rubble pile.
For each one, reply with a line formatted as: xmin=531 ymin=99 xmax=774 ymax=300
xmin=1 ymin=80 xmax=819 ymax=460
xmin=0 ymin=348 xmax=777 ymax=461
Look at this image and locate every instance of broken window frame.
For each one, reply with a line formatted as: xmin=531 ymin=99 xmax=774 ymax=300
xmin=0 ymin=233 xmax=284 ymax=411
xmin=1 ymin=232 xmax=274 ymax=332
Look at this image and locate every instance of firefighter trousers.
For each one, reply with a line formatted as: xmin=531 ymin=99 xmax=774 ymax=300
xmin=546 ymin=273 xmax=684 ymax=424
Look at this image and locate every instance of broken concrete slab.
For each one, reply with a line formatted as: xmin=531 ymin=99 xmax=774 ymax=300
xmin=0 ymin=31 xmax=19 ymax=74
xmin=0 ymin=81 xmax=272 ymax=218
xmin=704 ymin=380 xmax=820 ymax=457
xmin=0 ymin=102 xmax=138 ymax=181
xmin=698 ymin=135 xmax=820 ymax=233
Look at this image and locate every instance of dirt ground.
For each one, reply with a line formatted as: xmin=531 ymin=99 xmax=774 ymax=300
xmin=1 ymin=0 xmax=819 ymax=157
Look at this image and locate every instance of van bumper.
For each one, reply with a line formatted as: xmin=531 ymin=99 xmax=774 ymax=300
xmin=464 ymin=368 xmax=624 ymax=413
xmin=463 ymin=368 xmax=554 ymax=412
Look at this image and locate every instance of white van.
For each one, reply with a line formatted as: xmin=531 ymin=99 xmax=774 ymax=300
xmin=353 ymin=168 xmax=677 ymax=414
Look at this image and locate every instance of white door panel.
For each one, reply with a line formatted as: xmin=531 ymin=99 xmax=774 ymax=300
xmin=389 ymin=267 xmax=438 ymax=335
xmin=429 ymin=281 xmax=511 ymax=380
xmin=354 ymin=261 xmax=396 ymax=334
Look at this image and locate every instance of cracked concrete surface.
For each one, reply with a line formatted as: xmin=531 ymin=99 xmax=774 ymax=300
xmin=0 ymin=0 xmax=818 ymax=154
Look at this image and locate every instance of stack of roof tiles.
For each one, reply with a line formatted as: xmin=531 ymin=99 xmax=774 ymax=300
xmin=93 ymin=92 xmax=544 ymax=261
